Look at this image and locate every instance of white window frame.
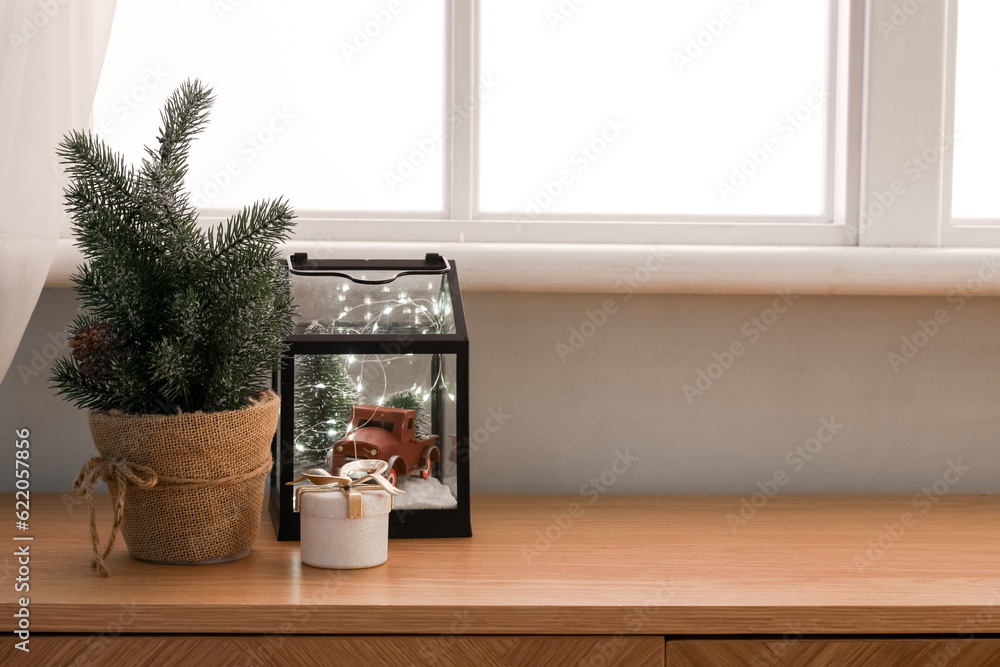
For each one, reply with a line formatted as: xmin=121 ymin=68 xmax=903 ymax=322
xmin=48 ymin=0 xmax=1000 ymax=294
xmin=863 ymin=0 xmax=999 ymax=250
xmin=940 ymin=0 xmax=1000 ymax=246
xmin=182 ymin=0 xmax=860 ymax=248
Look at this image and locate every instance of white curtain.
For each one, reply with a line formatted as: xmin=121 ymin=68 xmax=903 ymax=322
xmin=0 ymin=0 xmax=117 ymax=381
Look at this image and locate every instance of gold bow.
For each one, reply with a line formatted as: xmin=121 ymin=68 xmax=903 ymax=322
xmin=288 ymin=459 xmax=403 ymax=519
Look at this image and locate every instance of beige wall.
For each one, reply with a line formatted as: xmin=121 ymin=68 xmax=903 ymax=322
xmin=4 ymin=288 xmax=999 ymax=495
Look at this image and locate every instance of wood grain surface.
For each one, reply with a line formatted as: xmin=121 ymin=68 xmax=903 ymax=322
xmin=2 ymin=493 xmax=999 ymax=635
xmin=667 ymin=639 xmax=1000 ymax=667
xmin=0 ymin=635 xmax=664 ymax=667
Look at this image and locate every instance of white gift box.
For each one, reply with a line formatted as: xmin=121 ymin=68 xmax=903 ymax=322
xmin=299 ymin=487 xmax=392 ymax=569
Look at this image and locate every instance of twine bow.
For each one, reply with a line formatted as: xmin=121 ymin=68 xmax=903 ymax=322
xmin=288 ymin=459 xmax=403 ymax=519
xmin=73 ymin=455 xmax=271 ymax=576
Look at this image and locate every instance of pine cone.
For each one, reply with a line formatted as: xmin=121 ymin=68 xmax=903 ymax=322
xmin=69 ymin=321 xmax=129 ymax=381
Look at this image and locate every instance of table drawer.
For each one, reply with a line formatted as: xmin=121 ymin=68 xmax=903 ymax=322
xmin=3 ymin=635 xmax=664 ymax=667
xmin=667 ymin=639 xmax=1000 ymax=666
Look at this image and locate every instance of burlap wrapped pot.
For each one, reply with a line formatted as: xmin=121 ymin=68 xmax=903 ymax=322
xmin=73 ymin=391 xmax=279 ymax=575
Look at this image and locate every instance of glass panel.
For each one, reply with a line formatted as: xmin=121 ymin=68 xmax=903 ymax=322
xmin=290 ymin=272 xmax=456 ymax=336
xmin=292 ymin=353 xmax=459 ymax=511
xmin=94 ymin=0 xmax=444 ymax=212
xmin=479 ymin=0 xmax=830 ymax=216
xmin=951 ymin=0 xmax=1000 ymax=220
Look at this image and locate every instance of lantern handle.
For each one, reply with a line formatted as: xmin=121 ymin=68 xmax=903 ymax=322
xmin=285 ymin=253 xmax=451 ymax=285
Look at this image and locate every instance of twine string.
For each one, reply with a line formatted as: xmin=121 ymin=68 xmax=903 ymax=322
xmin=72 ymin=456 xmax=271 ymax=576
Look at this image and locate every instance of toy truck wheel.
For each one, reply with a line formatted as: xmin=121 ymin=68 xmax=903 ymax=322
xmin=419 ymin=445 xmax=440 ymax=480
xmin=386 ymin=468 xmax=398 ymax=486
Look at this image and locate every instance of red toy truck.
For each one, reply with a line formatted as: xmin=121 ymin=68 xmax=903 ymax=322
xmin=327 ymin=405 xmax=440 ymax=486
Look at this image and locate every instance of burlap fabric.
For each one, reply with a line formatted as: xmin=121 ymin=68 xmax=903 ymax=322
xmin=74 ymin=391 xmax=279 ymax=574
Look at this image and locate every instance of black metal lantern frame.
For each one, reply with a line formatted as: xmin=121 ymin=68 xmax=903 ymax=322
xmin=269 ymin=253 xmax=471 ymax=540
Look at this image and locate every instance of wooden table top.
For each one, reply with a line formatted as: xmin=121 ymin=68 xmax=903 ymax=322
xmin=3 ymin=493 xmax=1000 ymax=635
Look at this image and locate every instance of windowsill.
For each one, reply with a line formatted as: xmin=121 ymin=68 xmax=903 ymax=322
xmin=47 ymin=237 xmax=1000 ymax=296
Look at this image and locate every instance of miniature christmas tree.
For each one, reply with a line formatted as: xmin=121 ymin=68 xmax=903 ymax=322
xmin=294 ymin=355 xmax=358 ymax=466
xmin=385 ymin=390 xmax=430 ymax=437
xmin=51 ymin=79 xmax=295 ymax=415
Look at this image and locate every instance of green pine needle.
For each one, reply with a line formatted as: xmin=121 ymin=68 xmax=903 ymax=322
xmin=51 ymin=78 xmax=296 ymax=415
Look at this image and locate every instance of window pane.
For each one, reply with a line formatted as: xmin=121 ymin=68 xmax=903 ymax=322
xmin=94 ymin=1 xmax=444 ymax=212
xmin=952 ymin=0 xmax=1000 ymax=220
xmin=479 ymin=0 xmax=830 ymax=217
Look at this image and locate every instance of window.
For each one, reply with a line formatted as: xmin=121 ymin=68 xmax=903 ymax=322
xmin=951 ymin=0 xmax=1000 ymax=223
xmin=94 ymin=0 xmax=854 ymax=244
xmin=360 ymin=419 xmax=394 ymax=435
xmin=479 ymin=0 xmax=830 ymax=218
xmin=864 ymin=0 xmax=997 ymax=248
xmin=66 ymin=0 xmax=1000 ymax=295
xmin=94 ymin=0 xmax=444 ymax=213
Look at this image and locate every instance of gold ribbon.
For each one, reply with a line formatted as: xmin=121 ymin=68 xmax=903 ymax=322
xmin=288 ymin=459 xmax=403 ymax=519
xmin=72 ymin=455 xmax=271 ymax=576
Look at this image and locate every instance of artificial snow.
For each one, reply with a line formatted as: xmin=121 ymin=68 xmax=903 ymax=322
xmin=394 ymin=476 xmax=458 ymax=510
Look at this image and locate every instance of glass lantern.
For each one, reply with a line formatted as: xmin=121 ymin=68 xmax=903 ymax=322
xmin=269 ymin=253 xmax=471 ymax=540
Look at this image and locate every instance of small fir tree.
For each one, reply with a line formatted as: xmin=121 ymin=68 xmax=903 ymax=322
xmin=385 ymin=390 xmax=430 ymax=437
xmin=51 ymin=79 xmax=295 ymax=415
xmin=294 ymin=355 xmax=358 ymax=465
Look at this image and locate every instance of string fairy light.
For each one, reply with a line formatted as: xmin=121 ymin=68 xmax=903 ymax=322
xmin=290 ymin=273 xmax=459 ymax=463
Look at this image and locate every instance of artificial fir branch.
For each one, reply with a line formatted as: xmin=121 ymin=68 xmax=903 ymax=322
xmin=57 ymin=130 xmax=138 ymax=216
xmin=294 ymin=355 xmax=359 ymax=466
xmin=208 ymin=198 xmax=295 ymax=262
xmin=52 ymin=79 xmax=296 ymax=415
